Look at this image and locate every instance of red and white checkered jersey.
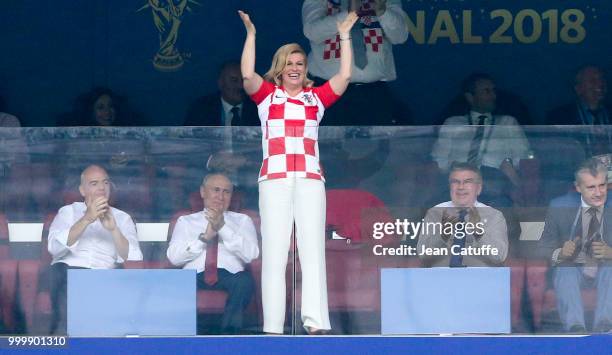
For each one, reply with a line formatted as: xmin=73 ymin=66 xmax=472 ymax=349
xmin=250 ymin=80 xmax=340 ymax=182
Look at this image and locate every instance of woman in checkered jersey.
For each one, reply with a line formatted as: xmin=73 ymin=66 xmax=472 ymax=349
xmin=239 ymin=10 xmax=357 ymax=334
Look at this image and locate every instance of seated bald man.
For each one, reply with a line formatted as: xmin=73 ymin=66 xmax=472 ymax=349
xmin=47 ymin=164 xmax=143 ymax=334
xmin=167 ymin=172 xmax=259 ymax=334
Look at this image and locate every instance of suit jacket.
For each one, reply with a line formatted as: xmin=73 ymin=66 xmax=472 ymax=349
xmin=546 ymin=102 xmax=612 ymax=125
xmin=545 ymin=102 xmax=612 ymax=156
xmin=417 ymin=201 xmax=508 ymax=267
xmin=538 ymin=192 xmax=612 ymax=265
xmin=184 ymin=93 xmax=259 ymax=126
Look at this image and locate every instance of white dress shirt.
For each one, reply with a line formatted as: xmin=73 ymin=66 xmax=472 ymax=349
xmin=432 ymin=112 xmax=530 ymax=171
xmin=47 ymin=202 xmax=143 ymax=269
xmin=166 ymin=210 xmax=259 ymax=274
xmin=221 ymin=98 xmax=242 ymax=127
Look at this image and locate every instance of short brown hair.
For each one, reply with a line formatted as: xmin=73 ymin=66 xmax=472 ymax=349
xmin=575 ymin=158 xmax=608 ymax=184
xmin=449 ymin=161 xmax=482 ymax=182
xmin=201 ymin=172 xmax=233 ymax=190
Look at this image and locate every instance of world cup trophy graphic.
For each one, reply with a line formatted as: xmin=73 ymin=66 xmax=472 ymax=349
xmin=139 ymin=0 xmax=199 ymax=72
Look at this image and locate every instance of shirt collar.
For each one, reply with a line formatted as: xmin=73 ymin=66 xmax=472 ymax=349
xmin=448 ymin=200 xmax=485 ymax=208
xmin=469 ymin=111 xmax=492 ymax=125
xmin=221 ymin=98 xmax=242 ymax=115
xmin=202 ymin=208 xmax=228 ymax=216
xmin=580 ymin=196 xmax=604 ymax=213
xmin=75 ymin=201 xmax=87 ymax=212
xmin=578 ymin=100 xmax=603 ymax=113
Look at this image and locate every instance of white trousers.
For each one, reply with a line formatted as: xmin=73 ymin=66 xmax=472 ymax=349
xmin=259 ymin=177 xmax=330 ymax=333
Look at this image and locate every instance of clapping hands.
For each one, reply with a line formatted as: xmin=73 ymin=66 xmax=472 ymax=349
xmin=84 ymin=195 xmax=116 ymax=231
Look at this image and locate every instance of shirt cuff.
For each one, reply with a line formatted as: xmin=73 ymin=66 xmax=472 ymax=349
xmin=552 ymin=248 xmax=562 ymax=264
xmin=55 ymin=229 xmax=80 ymax=252
xmin=186 ymin=238 xmax=206 ymax=254
xmin=127 ymin=246 xmax=144 ymax=261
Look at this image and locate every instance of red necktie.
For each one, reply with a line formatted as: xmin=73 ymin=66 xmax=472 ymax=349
xmin=204 ymin=237 xmax=218 ymax=285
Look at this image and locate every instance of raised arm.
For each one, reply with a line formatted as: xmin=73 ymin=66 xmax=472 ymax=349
xmin=302 ymin=0 xmax=346 ymax=43
xmin=238 ymin=10 xmax=263 ymax=95
xmin=328 ymin=12 xmax=358 ymax=96
xmin=377 ymin=0 xmax=409 ymax=44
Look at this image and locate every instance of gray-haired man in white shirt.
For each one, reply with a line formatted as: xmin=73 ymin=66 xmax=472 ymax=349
xmin=167 ymin=172 xmax=259 ymax=334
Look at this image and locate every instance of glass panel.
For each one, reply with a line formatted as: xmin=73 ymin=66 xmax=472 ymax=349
xmin=1 ymin=125 xmax=611 ymax=335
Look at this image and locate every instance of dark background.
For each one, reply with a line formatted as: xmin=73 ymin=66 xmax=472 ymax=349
xmin=0 ymin=0 xmax=610 ymax=126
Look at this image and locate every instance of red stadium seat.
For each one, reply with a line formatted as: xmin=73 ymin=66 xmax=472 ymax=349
xmin=518 ymin=158 xmax=542 ymax=206
xmin=16 ymin=219 xmax=51 ymax=331
xmin=326 ymin=189 xmax=394 ymax=244
xmin=0 ymin=213 xmax=9 ymax=259
xmin=526 ymin=259 xmax=599 ymax=331
xmin=0 ymin=214 xmax=18 ymax=331
xmin=111 ymin=165 xmax=155 ymax=220
xmin=0 ymin=260 xmax=18 ymax=331
xmin=18 ymin=260 xmax=41 ymax=332
xmin=325 ymin=247 xmax=379 ymax=312
xmin=197 ymin=290 xmax=229 ymax=313
xmin=18 ymin=213 xmax=57 ymax=333
xmin=188 ymin=191 xmax=203 ymax=212
xmin=525 ymin=259 xmax=548 ymax=329
xmin=507 ymin=258 xmax=526 ymax=330
xmin=167 ymin=209 xmax=233 ymax=319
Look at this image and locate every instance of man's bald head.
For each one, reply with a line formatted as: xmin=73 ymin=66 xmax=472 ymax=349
xmin=80 ymin=165 xmax=107 ymax=185
xmin=79 ymin=165 xmax=111 ymax=201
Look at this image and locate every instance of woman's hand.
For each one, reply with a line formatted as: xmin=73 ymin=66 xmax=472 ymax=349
xmin=238 ymin=9 xmax=262 ymax=95
xmin=238 ymin=10 xmax=256 ymax=36
xmin=328 ymin=13 xmax=357 ymax=96
xmin=337 ymin=11 xmax=359 ymax=37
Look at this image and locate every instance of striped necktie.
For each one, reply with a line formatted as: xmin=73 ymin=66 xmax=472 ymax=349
xmin=449 ymin=209 xmax=469 ymax=267
xmin=467 ymin=115 xmax=487 ymax=165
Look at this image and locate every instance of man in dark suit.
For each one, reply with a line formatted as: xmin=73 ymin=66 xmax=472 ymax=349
xmin=184 ymin=61 xmax=259 ymax=127
xmin=546 ymin=65 xmax=611 ymax=156
xmin=539 ymin=158 xmax=612 ymax=332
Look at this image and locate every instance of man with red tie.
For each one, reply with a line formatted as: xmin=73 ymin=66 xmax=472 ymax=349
xmin=167 ymin=172 xmax=259 ymax=334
